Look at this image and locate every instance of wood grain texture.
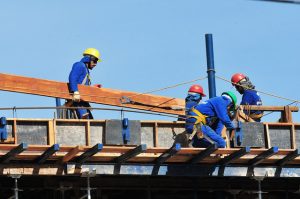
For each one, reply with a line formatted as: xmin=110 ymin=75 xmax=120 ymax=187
xmin=0 ymin=73 xmax=185 ymax=115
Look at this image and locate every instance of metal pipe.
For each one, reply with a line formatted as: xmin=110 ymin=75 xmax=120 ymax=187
xmin=205 ymin=34 xmax=217 ymax=98
xmin=14 ymin=178 xmax=19 ymax=199
xmin=55 ymin=98 xmax=62 ymax=118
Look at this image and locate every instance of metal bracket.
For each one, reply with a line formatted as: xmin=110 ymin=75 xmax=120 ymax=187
xmin=8 ymin=174 xmax=22 ymax=199
xmin=120 ymin=96 xmax=132 ymax=104
xmin=80 ymin=169 xmax=97 ymax=199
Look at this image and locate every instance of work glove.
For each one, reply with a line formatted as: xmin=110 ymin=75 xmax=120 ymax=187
xmin=72 ymin=91 xmax=81 ymax=102
xmin=93 ymin=84 xmax=102 ymax=88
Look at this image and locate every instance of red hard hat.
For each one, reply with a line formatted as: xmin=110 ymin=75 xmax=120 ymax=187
xmin=188 ymin=85 xmax=206 ymax=97
xmin=231 ymin=73 xmax=246 ymax=86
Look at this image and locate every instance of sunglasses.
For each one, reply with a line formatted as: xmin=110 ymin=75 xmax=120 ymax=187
xmin=90 ymin=56 xmax=99 ymax=63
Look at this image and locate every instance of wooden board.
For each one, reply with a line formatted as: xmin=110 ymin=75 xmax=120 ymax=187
xmin=0 ymin=73 xmax=185 ymax=115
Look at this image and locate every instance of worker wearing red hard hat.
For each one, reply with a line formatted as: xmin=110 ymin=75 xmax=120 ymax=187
xmin=185 ymin=84 xmax=206 ymax=114
xmin=231 ymin=73 xmax=263 ymax=121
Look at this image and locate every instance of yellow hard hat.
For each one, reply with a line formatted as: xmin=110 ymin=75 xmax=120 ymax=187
xmin=83 ymin=48 xmax=101 ymax=61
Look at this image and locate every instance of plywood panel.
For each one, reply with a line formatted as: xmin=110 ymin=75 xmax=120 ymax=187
xmin=141 ymin=125 xmax=154 ymax=147
xmin=56 ymin=122 xmax=86 ymax=145
xmin=269 ymin=126 xmax=292 ymax=149
xmin=105 ymin=120 xmax=141 ymax=145
xmin=295 ymin=126 xmax=300 ymax=148
xmin=90 ymin=123 xmax=103 ymax=145
xmin=16 ymin=121 xmax=47 ymax=145
xmin=157 ymin=125 xmax=185 ymax=147
xmin=6 ymin=121 xmax=13 ymax=138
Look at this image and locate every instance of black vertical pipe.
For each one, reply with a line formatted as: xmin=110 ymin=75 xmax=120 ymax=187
xmin=205 ymin=34 xmax=216 ymax=98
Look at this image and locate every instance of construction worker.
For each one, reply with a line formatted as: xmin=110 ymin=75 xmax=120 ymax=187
xmin=185 ymin=84 xmax=206 ymax=114
xmin=68 ymin=48 xmax=101 ymax=119
xmin=185 ymin=91 xmax=237 ymax=148
xmin=177 ymin=85 xmax=206 ymax=121
xmin=231 ymin=73 xmax=263 ymax=122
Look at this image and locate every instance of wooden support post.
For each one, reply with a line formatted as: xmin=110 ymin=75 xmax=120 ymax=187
xmin=154 ymin=122 xmax=158 ymax=147
xmin=291 ymin=124 xmax=296 ymax=149
xmin=48 ymin=120 xmax=55 ymax=145
xmin=13 ymin=119 xmax=17 ymax=144
xmin=85 ymin=121 xmax=91 ymax=146
xmin=265 ymin=124 xmax=271 ymax=148
xmin=60 ymin=145 xmax=83 ymax=163
xmin=280 ymin=106 xmax=293 ymax=123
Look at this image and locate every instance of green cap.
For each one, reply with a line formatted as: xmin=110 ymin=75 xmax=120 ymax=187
xmin=222 ymin=91 xmax=237 ymax=109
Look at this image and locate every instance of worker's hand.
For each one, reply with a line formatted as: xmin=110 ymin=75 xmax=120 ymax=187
xmin=93 ymin=84 xmax=102 ymax=88
xmin=72 ymin=91 xmax=81 ymax=102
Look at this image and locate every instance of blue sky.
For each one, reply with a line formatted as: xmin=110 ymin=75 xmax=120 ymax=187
xmin=0 ymin=0 xmax=299 ymax=122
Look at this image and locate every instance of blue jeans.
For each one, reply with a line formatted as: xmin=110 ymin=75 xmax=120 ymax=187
xmin=73 ymin=101 xmax=93 ymax=119
xmin=192 ymin=125 xmax=226 ymax=148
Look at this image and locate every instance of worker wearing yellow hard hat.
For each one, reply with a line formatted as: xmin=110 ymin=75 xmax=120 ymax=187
xmin=68 ymin=48 xmax=102 ymax=119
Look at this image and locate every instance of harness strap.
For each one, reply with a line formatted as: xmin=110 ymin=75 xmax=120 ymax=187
xmin=188 ymin=107 xmax=207 ymax=125
xmin=81 ymin=68 xmax=91 ymax=85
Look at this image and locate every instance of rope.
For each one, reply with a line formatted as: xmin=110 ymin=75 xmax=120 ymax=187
xmin=215 ymin=75 xmax=300 ymax=103
xmin=126 ymin=76 xmax=207 ymax=98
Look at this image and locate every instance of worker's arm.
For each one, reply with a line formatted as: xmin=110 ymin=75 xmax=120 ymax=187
xmin=69 ymin=62 xmax=85 ymax=102
xmin=212 ymin=100 xmax=235 ymax=130
xmin=68 ymin=62 xmax=85 ymax=92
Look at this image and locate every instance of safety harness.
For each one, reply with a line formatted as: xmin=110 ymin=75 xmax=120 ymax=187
xmin=81 ymin=67 xmax=91 ymax=85
xmin=187 ymin=108 xmax=208 ymax=141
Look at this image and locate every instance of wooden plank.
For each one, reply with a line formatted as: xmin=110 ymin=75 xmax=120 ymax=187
xmin=154 ymin=122 xmax=158 ymax=147
xmin=85 ymin=121 xmax=90 ymax=146
xmin=48 ymin=120 xmax=55 ymax=145
xmin=265 ymin=124 xmax=271 ymax=148
xmin=240 ymin=105 xmax=298 ymax=112
xmin=0 ymin=73 xmax=185 ymax=115
xmin=291 ymin=124 xmax=296 ymax=149
xmin=61 ymin=145 xmax=83 ymax=163
xmin=13 ymin=119 xmax=17 ymax=144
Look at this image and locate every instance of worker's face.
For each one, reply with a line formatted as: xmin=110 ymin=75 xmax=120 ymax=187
xmin=88 ymin=60 xmax=97 ymax=70
xmin=235 ymin=85 xmax=244 ymax=94
xmin=88 ymin=57 xmax=98 ymax=70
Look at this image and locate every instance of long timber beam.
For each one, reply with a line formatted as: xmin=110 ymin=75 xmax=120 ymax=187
xmin=0 ymin=73 xmax=185 ymax=115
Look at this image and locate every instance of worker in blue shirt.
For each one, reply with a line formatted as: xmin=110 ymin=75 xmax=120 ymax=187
xmin=69 ymin=48 xmax=101 ymax=119
xmin=231 ymin=73 xmax=263 ymax=122
xmin=185 ymin=91 xmax=237 ymax=148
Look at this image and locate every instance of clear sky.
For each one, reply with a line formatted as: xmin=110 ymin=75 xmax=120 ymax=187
xmin=0 ymin=0 xmax=299 ymax=122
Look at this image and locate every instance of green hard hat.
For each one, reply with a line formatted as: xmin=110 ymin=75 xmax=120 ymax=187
xmin=222 ymin=91 xmax=237 ymax=109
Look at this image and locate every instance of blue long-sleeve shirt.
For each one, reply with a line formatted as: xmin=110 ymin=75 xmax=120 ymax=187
xmin=68 ymin=57 xmax=91 ymax=92
xmin=185 ymin=96 xmax=235 ymax=135
xmin=241 ymin=90 xmax=262 ymax=115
